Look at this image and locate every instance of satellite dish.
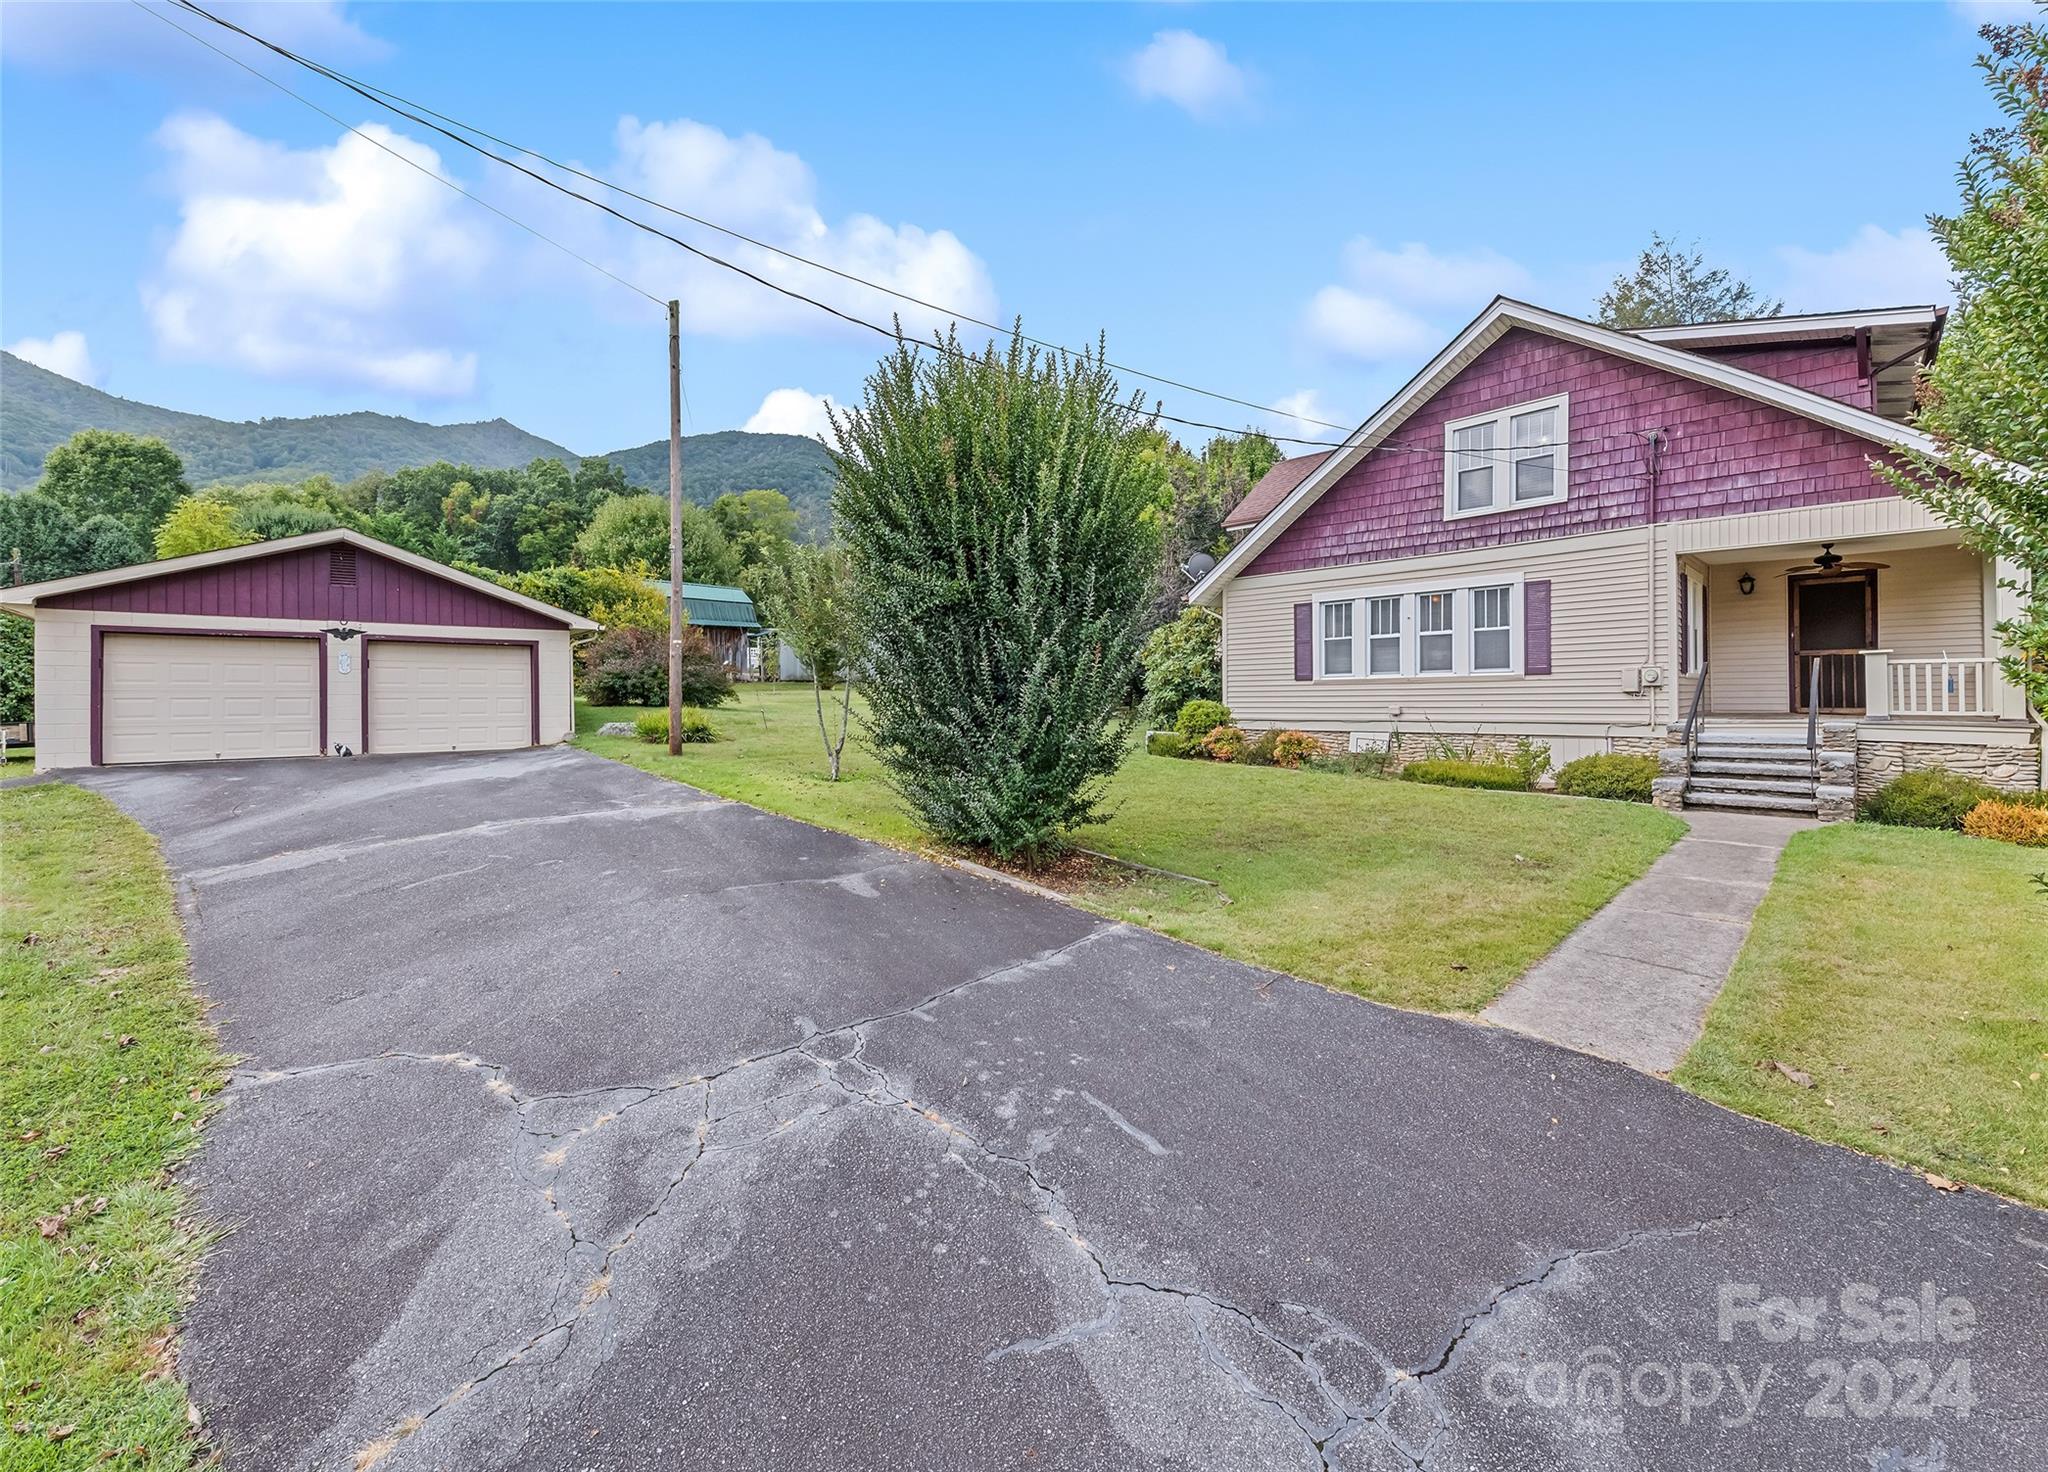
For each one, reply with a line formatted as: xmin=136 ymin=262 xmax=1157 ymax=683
xmin=1180 ymin=551 xmax=1218 ymax=585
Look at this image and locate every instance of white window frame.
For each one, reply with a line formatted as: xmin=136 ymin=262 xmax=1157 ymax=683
xmin=1319 ymin=598 xmax=1356 ymax=677
xmin=1364 ymin=594 xmax=1403 ymax=678
xmin=1442 ymin=393 xmax=1569 ymax=521
xmin=1469 ymin=583 xmax=1516 ymax=674
xmin=1685 ymin=570 xmax=1706 ymax=672
xmin=1308 ymin=574 xmax=1526 ymax=681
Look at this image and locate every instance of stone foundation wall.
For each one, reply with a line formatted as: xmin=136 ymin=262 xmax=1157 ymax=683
xmin=1855 ymin=738 xmax=2044 ymax=801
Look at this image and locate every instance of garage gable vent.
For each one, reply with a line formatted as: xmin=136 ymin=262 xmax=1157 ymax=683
xmin=328 ymin=548 xmax=357 ymax=586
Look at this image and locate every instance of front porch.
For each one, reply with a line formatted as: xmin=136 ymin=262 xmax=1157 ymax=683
xmin=1659 ymin=527 xmax=2041 ymax=817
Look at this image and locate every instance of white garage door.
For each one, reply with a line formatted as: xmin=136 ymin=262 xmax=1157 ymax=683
xmin=367 ymin=641 xmax=532 ymax=755
xmin=101 ymin=633 xmax=320 ymax=765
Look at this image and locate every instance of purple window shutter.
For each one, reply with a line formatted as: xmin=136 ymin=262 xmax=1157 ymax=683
xmin=1524 ymin=580 xmax=1552 ymax=675
xmin=1676 ymin=573 xmax=1690 ymax=676
xmin=1293 ymin=602 xmax=1313 ymax=681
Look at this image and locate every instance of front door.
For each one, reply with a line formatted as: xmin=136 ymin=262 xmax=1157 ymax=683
xmin=1789 ymin=572 xmax=1877 ymax=713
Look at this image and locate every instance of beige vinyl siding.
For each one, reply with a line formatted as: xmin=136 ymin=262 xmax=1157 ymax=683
xmin=1221 ymin=525 xmax=1664 ymax=737
xmin=1704 ymin=544 xmax=1985 ymax=715
xmin=25 ymin=607 xmax=578 ymax=771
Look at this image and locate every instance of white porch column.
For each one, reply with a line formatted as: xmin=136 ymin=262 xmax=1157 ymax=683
xmin=1990 ymin=555 xmax=2031 ymax=720
xmin=1862 ymin=649 xmax=1891 ymax=720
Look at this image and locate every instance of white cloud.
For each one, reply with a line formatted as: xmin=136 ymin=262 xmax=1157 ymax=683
xmin=142 ymin=112 xmax=490 ymax=397
xmin=1775 ymin=225 xmax=1952 ymax=312
xmin=1264 ymin=391 xmax=1349 ymax=445
xmin=1949 ymin=1 xmax=2036 ymax=24
xmin=743 ymin=387 xmax=839 ymax=441
xmin=607 ymin=117 xmax=996 ymax=341
xmin=1300 ymin=238 xmax=1528 ymax=364
xmin=1 ymin=1 xmax=387 ymax=72
xmin=1124 ymin=30 xmax=1251 ymax=118
xmin=6 ymin=330 xmax=98 ymax=386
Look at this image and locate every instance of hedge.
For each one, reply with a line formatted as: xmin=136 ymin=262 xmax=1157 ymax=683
xmin=1554 ymin=752 xmax=1658 ymax=803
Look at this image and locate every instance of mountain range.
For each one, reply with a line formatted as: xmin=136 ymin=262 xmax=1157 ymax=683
xmin=0 ymin=352 xmax=838 ymax=518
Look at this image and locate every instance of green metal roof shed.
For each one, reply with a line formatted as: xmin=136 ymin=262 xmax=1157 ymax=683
xmin=647 ymin=580 xmax=760 ymax=630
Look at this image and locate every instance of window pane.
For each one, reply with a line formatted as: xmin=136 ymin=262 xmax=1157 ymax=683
xmin=1368 ymin=596 xmax=1400 ymax=636
xmin=1324 ymin=637 xmax=1353 ymax=675
xmin=1510 ymin=407 xmax=1556 ymax=448
xmin=1513 ymin=453 xmax=1555 ymax=501
xmin=1474 ymin=630 xmax=1511 ymax=671
xmin=1453 ymin=422 xmax=1496 ymax=454
xmin=1418 ymin=633 xmax=1453 ymax=672
xmin=1418 ymin=592 xmax=1454 ymax=633
xmin=1368 ymin=637 xmax=1401 ymax=674
xmin=1473 ymin=585 xmax=1510 ymax=630
xmin=1457 ymin=464 xmax=1494 ymax=510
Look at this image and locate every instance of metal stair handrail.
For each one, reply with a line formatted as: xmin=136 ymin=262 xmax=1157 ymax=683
xmin=1682 ymin=659 xmax=1709 ymax=772
xmin=1806 ymin=657 xmax=1822 ymax=776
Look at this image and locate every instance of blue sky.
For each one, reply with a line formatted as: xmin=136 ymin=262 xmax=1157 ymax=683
xmin=0 ymin=1 xmax=2020 ymax=459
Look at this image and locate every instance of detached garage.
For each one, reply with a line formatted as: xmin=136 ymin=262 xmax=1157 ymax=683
xmin=0 ymin=529 xmax=596 ymax=771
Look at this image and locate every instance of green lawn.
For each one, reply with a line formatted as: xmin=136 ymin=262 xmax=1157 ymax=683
xmin=1 ymin=744 xmax=33 ymax=770
xmin=1676 ymin=824 xmax=2048 ymax=1206
xmin=0 ymin=784 xmax=226 ymax=1467
xmin=577 ymin=689 xmax=1683 ymax=1013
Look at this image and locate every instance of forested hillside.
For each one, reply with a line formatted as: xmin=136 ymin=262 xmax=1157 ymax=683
xmin=595 ymin=429 xmax=836 ymax=528
xmin=2 ymin=352 xmax=579 ymax=488
xmin=1 ymin=355 xmax=839 ymax=522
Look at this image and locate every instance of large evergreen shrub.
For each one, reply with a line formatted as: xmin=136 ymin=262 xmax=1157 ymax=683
xmin=833 ymin=329 xmax=1161 ymax=859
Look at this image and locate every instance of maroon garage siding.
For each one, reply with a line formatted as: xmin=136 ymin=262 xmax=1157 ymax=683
xmin=44 ymin=543 xmax=568 ymax=629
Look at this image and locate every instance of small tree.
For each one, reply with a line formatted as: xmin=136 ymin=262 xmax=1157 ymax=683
xmin=1880 ymin=19 xmax=2048 ymax=712
xmin=1139 ymin=606 xmax=1222 ymax=722
xmin=154 ymin=495 xmax=254 ymax=559
xmin=756 ymin=543 xmax=856 ymax=779
xmin=833 ymin=327 xmax=1161 ymax=860
xmin=576 ymin=626 xmax=735 ymax=708
xmin=1595 ymin=233 xmax=1783 ymax=328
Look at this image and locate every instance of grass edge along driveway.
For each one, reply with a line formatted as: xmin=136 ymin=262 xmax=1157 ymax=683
xmin=576 ymin=688 xmax=1683 ymax=1013
xmin=1 ymin=783 xmax=227 ymax=1468
xmin=1676 ymin=822 xmax=2048 ymax=1208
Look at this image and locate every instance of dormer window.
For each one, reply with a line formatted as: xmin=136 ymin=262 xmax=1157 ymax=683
xmin=1443 ymin=393 xmax=1569 ymax=519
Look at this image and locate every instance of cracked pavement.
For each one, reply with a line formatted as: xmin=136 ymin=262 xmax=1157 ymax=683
xmin=74 ymin=746 xmax=2047 ymax=1471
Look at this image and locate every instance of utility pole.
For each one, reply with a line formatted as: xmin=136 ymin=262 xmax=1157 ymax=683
xmin=667 ymin=299 xmax=685 ymax=755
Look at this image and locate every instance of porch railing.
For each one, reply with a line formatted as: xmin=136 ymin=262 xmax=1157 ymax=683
xmin=1793 ymin=651 xmax=1865 ymax=714
xmin=1870 ymin=653 xmax=2002 ymax=718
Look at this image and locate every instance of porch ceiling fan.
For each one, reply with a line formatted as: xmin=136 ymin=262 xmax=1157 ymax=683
xmin=1776 ymin=542 xmax=1890 ymax=577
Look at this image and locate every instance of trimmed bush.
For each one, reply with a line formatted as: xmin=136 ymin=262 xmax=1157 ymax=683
xmin=1860 ymin=767 xmax=2000 ymax=829
xmin=1199 ymin=725 xmax=1249 ymax=762
xmin=577 ymin=627 xmax=737 ymax=709
xmin=1554 ymin=753 xmax=1659 ymax=803
xmin=635 ymin=708 xmax=718 ymax=744
xmin=1399 ymin=758 xmax=1530 ymax=792
xmin=1174 ymin=699 xmax=1232 ymax=742
xmin=1268 ymin=730 xmax=1325 ymax=769
xmin=1146 ymin=731 xmax=1191 ymax=759
xmin=1962 ymin=798 xmax=2048 ymax=847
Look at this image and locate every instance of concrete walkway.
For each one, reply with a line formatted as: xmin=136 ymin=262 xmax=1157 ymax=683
xmin=1483 ymin=808 xmax=1813 ymax=1073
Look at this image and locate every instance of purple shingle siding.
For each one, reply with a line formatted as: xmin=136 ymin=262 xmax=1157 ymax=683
xmin=1246 ymin=330 xmax=1904 ymax=578
xmin=1523 ymin=580 xmax=1551 ymax=676
xmin=1697 ymin=342 xmax=1874 ymax=411
xmin=44 ymin=544 xmax=566 ymax=628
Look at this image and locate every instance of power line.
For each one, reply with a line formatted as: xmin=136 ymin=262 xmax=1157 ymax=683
xmin=128 ymin=0 xmax=664 ymax=309
xmin=144 ymin=0 xmax=1641 ymax=470
xmin=166 ymin=0 xmax=1356 ymax=436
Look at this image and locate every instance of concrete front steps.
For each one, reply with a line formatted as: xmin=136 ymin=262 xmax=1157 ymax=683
xmin=1681 ymin=728 xmax=1821 ymax=815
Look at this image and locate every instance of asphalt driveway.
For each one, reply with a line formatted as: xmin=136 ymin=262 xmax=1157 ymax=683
xmin=78 ymin=747 xmax=2046 ymax=1471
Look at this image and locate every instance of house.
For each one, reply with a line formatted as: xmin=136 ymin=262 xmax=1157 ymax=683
xmin=1192 ymin=299 xmax=2041 ymax=819
xmin=0 ymin=527 xmax=596 ymax=770
xmin=649 ymin=579 xmax=761 ymax=674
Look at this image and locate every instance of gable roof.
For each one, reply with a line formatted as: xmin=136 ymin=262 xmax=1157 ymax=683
xmin=647 ymin=579 xmax=760 ymax=629
xmin=0 ymin=527 xmax=599 ymax=630
xmin=1223 ymin=453 xmax=1331 ymax=531
xmin=1188 ymin=297 xmax=1944 ymax=607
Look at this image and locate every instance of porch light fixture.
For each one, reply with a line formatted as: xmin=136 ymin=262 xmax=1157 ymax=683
xmin=1737 ymin=572 xmax=1756 ymax=597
